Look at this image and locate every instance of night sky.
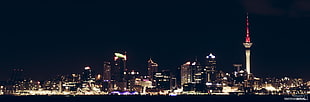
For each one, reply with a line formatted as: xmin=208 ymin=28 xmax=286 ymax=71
xmin=1 ymin=0 xmax=310 ymax=81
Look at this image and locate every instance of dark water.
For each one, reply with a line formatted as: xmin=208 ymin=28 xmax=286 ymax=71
xmin=0 ymin=95 xmax=305 ymax=102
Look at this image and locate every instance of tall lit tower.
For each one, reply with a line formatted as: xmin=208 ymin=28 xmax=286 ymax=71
xmin=112 ymin=52 xmax=127 ymax=82
xmin=206 ymin=53 xmax=216 ymax=82
xmin=111 ymin=52 xmax=128 ymax=91
xmin=243 ymin=13 xmax=253 ymax=77
xmin=147 ymin=58 xmax=158 ymax=81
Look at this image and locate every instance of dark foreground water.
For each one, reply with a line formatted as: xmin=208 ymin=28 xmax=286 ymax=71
xmin=0 ymin=95 xmax=307 ymax=102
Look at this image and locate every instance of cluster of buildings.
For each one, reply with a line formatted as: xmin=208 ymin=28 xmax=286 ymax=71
xmin=0 ymin=14 xmax=309 ymax=96
xmin=0 ymin=51 xmax=309 ymax=96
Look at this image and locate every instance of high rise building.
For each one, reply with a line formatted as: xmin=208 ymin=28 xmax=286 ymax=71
xmin=192 ymin=60 xmax=204 ymax=84
xmin=147 ymin=58 xmax=158 ymax=82
xmin=206 ymin=53 xmax=216 ymax=82
xmin=81 ymin=66 xmax=95 ymax=90
xmin=103 ymin=61 xmax=112 ymax=92
xmin=111 ymin=52 xmax=128 ymax=91
xmin=103 ymin=61 xmax=112 ymax=81
xmin=80 ymin=67 xmax=101 ymax=92
xmin=181 ymin=61 xmax=192 ymax=86
xmin=82 ymin=66 xmax=94 ymax=82
xmin=154 ymin=70 xmax=171 ymax=90
xmin=111 ymin=52 xmax=127 ymax=82
xmin=175 ymin=67 xmax=182 ymax=89
xmin=180 ymin=60 xmax=205 ymax=86
xmin=180 ymin=60 xmax=208 ymax=92
xmin=243 ymin=13 xmax=253 ymax=78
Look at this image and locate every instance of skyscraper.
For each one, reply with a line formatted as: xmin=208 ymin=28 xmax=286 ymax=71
xmin=103 ymin=61 xmax=112 ymax=81
xmin=206 ymin=53 xmax=216 ymax=82
xmin=180 ymin=60 xmax=209 ymax=92
xmin=180 ymin=60 xmax=204 ymax=86
xmin=111 ymin=52 xmax=127 ymax=82
xmin=103 ymin=61 xmax=112 ymax=92
xmin=82 ymin=66 xmax=93 ymax=82
xmin=81 ymin=66 xmax=95 ymax=90
xmin=147 ymin=58 xmax=158 ymax=82
xmin=180 ymin=61 xmax=192 ymax=86
xmin=191 ymin=60 xmax=204 ymax=84
xmin=243 ymin=13 xmax=253 ymax=78
xmin=111 ymin=52 xmax=128 ymax=91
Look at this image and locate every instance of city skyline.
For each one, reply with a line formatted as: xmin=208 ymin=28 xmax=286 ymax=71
xmin=1 ymin=1 xmax=310 ymax=81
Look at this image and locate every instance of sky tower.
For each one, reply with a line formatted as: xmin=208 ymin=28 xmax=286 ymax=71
xmin=243 ymin=13 xmax=253 ymax=77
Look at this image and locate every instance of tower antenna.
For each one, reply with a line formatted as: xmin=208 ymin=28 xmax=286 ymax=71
xmin=245 ymin=12 xmax=251 ymax=43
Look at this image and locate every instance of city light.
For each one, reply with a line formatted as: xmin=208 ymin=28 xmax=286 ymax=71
xmin=206 ymin=53 xmax=216 ymax=59
xmin=0 ymin=13 xmax=309 ymax=98
xmin=185 ymin=61 xmax=191 ymax=65
xmin=191 ymin=62 xmax=196 ymax=65
xmin=114 ymin=53 xmax=126 ymax=58
xmin=85 ymin=66 xmax=91 ymax=70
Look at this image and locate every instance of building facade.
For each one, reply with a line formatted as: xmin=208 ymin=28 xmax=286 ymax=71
xmin=147 ymin=58 xmax=158 ymax=83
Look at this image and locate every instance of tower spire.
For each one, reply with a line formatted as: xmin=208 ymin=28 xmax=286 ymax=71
xmin=245 ymin=12 xmax=251 ymax=43
xmin=148 ymin=57 xmax=154 ymax=63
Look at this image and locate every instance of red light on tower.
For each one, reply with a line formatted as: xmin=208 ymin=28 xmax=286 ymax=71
xmin=245 ymin=12 xmax=251 ymax=43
